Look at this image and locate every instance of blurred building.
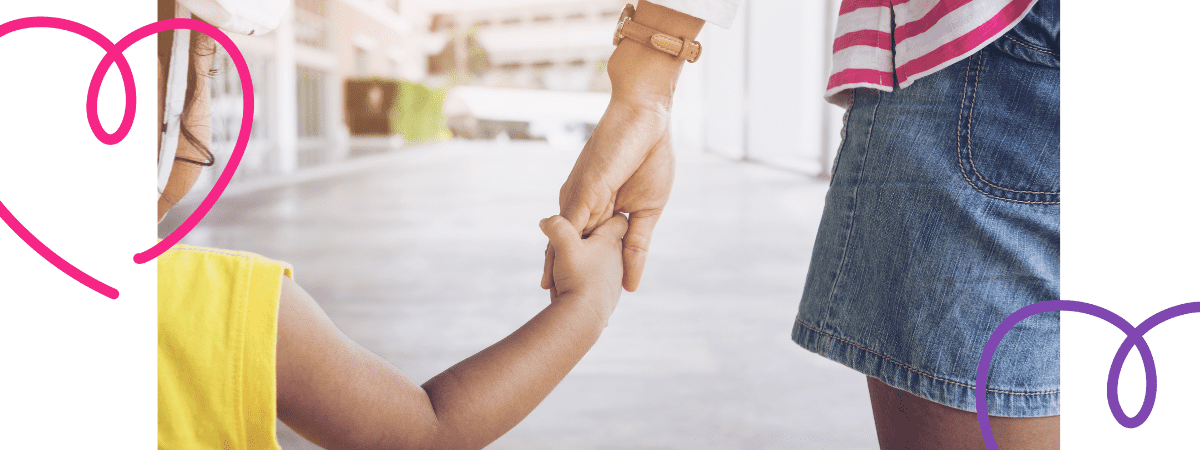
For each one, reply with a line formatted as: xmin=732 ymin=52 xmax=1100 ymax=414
xmin=193 ymin=0 xmax=845 ymax=195
xmin=678 ymin=0 xmax=843 ymax=175
xmin=197 ymin=0 xmax=625 ymax=192
xmin=201 ymin=0 xmax=426 ymax=189
xmin=420 ymin=0 xmax=626 ymax=92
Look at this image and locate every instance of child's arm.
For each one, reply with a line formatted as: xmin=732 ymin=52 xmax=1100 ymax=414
xmin=275 ymin=214 xmax=628 ymax=450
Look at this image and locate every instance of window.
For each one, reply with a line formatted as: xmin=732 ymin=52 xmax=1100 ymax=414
xmin=206 ymin=50 xmax=276 ymax=182
xmin=295 ymin=0 xmax=328 ymax=48
xmin=355 ymin=47 xmax=370 ymax=77
xmin=296 ymin=65 xmax=326 ymax=139
xmin=295 ymin=0 xmax=326 ymax=15
xmin=431 ymin=14 xmax=456 ymax=32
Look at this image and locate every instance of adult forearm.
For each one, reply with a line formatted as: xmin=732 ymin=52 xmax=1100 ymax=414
xmin=419 ymin=292 xmax=610 ymax=449
xmin=607 ymin=1 xmax=705 ymax=110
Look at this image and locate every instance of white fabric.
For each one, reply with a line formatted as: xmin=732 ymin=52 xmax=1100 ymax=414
xmin=836 ymin=6 xmax=892 ymax=34
xmin=159 ymin=4 xmax=192 ymax=193
xmin=646 ymin=0 xmax=741 ymax=29
xmin=893 ymin=0 xmax=1011 ymax=67
xmin=892 ymin=0 xmax=943 ymax=23
xmin=829 ymin=45 xmax=894 ymax=80
xmin=825 ymin=0 xmax=1038 ymax=107
xmin=178 ymin=0 xmax=289 ymax=36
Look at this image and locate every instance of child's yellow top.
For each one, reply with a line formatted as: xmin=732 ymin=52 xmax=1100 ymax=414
xmin=158 ymin=244 xmax=292 ymax=450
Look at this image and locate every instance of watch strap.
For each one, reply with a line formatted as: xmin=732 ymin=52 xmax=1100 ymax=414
xmin=616 ymin=5 xmax=702 ymax=63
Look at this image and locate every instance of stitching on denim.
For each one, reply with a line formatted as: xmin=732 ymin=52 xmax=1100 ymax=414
xmin=965 ymin=53 xmax=1055 ymax=195
xmin=1004 ymin=35 xmax=1056 ymax=56
xmin=826 ymin=88 xmax=877 ymax=307
xmin=829 ymin=91 xmax=855 ymax=179
xmin=962 ymin=178 xmax=1060 ymax=205
xmin=956 ymin=53 xmax=1061 ymax=204
xmin=795 ymin=319 xmax=1060 ymax=396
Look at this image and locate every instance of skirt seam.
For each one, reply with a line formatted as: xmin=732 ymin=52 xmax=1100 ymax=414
xmin=826 ymin=89 xmax=879 ymax=305
xmin=794 ymin=319 xmax=1059 ymax=396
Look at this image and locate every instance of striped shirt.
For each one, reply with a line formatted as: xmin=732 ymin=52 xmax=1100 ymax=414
xmin=826 ymin=0 xmax=1038 ymax=107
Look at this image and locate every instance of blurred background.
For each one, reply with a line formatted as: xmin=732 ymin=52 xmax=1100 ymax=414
xmin=162 ymin=0 xmax=879 ymax=448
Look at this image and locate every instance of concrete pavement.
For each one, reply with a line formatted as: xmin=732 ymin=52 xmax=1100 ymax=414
xmin=162 ymin=140 xmax=879 ymax=449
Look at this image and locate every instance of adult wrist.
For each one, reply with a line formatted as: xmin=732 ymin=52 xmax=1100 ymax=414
xmin=607 ymin=43 xmax=678 ymax=110
xmin=627 ymin=1 xmax=703 ymax=46
xmin=606 ymin=1 xmax=704 ymax=111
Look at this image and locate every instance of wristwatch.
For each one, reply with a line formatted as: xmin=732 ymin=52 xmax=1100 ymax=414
xmin=612 ymin=4 xmax=702 ymax=63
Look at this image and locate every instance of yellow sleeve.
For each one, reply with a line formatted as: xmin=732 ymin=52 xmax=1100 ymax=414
xmin=158 ymin=245 xmax=290 ymax=450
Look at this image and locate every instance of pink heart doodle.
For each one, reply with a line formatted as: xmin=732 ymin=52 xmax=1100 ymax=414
xmin=0 ymin=17 xmax=254 ymax=299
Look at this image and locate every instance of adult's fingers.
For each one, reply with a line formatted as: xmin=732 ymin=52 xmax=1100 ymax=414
xmin=621 ymin=212 xmax=661 ymax=292
xmin=560 ymin=184 xmax=615 ymax=238
xmin=559 ymin=198 xmax=593 ymax=236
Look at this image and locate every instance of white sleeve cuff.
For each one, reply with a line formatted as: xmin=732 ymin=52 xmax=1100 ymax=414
xmin=643 ymin=0 xmax=741 ymax=29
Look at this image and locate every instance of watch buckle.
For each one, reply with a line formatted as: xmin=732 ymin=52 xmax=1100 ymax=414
xmin=613 ymin=4 xmax=635 ymax=46
xmin=687 ymin=41 xmax=702 ymax=63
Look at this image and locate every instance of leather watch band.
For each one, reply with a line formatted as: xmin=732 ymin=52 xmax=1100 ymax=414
xmin=613 ymin=4 xmax=702 ymax=63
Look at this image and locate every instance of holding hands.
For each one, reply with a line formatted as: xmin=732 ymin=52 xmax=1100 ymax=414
xmin=549 ymin=96 xmax=675 ymax=293
xmin=541 ymin=213 xmax=628 ymax=314
xmin=542 ymin=1 xmax=704 ymax=294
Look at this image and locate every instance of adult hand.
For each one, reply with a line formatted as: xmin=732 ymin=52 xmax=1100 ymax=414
xmin=541 ymin=1 xmax=703 ymax=293
xmin=551 ymin=97 xmax=674 ymax=293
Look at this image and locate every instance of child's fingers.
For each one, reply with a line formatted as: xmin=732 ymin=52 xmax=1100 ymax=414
xmin=588 ymin=212 xmax=629 ymax=242
xmin=540 ymin=242 xmax=555 ymax=290
xmin=540 ymin=215 xmax=581 ymax=253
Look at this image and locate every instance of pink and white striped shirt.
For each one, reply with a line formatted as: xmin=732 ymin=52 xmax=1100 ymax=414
xmin=826 ymin=0 xmax=1038 ymax=107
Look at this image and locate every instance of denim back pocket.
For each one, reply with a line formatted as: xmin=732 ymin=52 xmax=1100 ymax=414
xmin=956 ymin=47 xmax=1060 ymax=205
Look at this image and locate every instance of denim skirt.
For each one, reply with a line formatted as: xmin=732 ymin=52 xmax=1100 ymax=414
xmin=791 ymin=4 xmax=1060 ymax=418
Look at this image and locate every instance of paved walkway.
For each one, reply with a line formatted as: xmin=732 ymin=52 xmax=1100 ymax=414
xmin=163 ymin=140 xmax=879 ymax=449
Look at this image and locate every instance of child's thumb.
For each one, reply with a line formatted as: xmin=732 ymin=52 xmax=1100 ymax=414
xmin=540 ymin=215 xmax=580 ymax=250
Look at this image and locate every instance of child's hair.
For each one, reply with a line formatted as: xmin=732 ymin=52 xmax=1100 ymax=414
xmin=157 ymin=0 xmax=216 ymax=167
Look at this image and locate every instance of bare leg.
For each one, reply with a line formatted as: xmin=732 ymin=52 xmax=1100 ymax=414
xmin=867 ymin=377 xmax=1059 ymax=450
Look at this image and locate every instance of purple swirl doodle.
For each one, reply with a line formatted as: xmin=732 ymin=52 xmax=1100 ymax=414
xmin=0 ymin=17 xmax=254 ymax=299
xmin=976 ymin=300 xmax=1200 ymax=449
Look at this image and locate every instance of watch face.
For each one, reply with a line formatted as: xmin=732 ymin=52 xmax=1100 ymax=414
xmin=613 ymin=4 xmax=635 ymax=46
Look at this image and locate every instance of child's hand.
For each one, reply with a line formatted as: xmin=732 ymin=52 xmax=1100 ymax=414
xmin=540 ymin=213 xmax=628 ymax=315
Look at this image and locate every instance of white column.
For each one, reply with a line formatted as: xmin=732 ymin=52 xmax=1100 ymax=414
xmin=274 ymin=5 xmax=299 ymax=174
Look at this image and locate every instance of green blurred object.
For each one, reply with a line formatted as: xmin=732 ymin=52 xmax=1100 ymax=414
xmin=390 ymin=80 xmax=453 ymax=142
xmin=345 ymin=79 xmax=452 ymax=142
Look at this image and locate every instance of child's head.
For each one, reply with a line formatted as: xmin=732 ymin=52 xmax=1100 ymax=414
xmin=157 ymin=0 xmax=216 ymax=222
